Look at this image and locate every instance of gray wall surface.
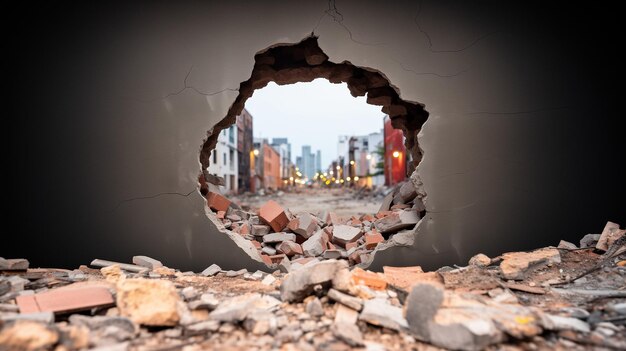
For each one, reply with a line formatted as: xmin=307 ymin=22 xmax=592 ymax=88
xmin=5 ymin=1 xmax=624 ymax=271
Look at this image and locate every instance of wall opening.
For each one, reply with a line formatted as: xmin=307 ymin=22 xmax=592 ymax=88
xmin=198 ymin=35 xmax=430 ymax=269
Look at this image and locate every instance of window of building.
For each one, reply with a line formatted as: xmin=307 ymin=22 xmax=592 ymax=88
xmin=213 ymin=150 xmax=217 ymax=164
xmin=223 ymin=153 xmax=227 ymax=165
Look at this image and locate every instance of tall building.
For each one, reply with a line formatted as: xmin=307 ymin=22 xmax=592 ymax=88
xmin=301 ymin=145 xmax=315 ymax=180
xmin=316 ymin=150 xmax=321 ymax=173
xmin=383 ymin=115 xmax=407 ymax=186
xmin=251 ymin=138 xmax=282 ymax=191
xmin=271 ymin=138 xmax=292 ymax=181
xmin=207 ymin=124 xmax=238 ymax=193
xmin=236 ymin=108 xmax=253 ymax=192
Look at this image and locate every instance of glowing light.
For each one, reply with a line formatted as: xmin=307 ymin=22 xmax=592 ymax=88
xmin=392 ymin=151 xmax=401 ymax=158
xmin=336 ymin=165 xmax=341 ymax=170
xmin=354 ymin=176 xmax=359 ymax=181
xmin=349 ymin=160 xmax=355 ymax=165
xmin=289 ymin=177 xmax=294 ymax=181
xmin=346 ymin=177 xmax=351 ymax=181
xmin=253 ymin=149 xmax=259 ymax=156
xmin=295 ymin=167 xmax=299 ymax=171
xmin=325 ymin=180 xmax=330 ymax=185
xmin=366 ymin=154 xmax=372 ymax=160
xmin=340 ymin=179 xmax=344 ymax=183
xmin=323 ymin=172 xmax=328 ymax=176
xmin=329 ymin=170 xmax=334 ymax=175
xmin=335 ymin=180 xmax=339 ymax=184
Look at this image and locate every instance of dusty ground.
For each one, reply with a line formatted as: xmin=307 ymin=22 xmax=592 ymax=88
xmin=230 ymin=187 xmax=382 ymax=218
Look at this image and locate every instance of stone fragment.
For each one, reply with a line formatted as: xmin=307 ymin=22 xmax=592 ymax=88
xmin=287 ymin=213 xmax=318 ymax=238
xmin=373 ymin=209 xmax=420 ymax=234
xmin=405 ymin=283 xmax=543 ymax=350
xmin=500 ymin=248 xmax=561 ymax=280
xmin=200 ymin=264 xmax=221 ymax=276
xmin=596 ymin=221 xmax=623 ymax=251
xmin=378 ymin=191 xmax=394 ymax=212
xmin=8 ymin=276 xmax=29 ymax=292
xmin=69 ymin=315 xmax=137 ymax=342
xmin=262 ymin=246 xmax=277 ymax=256
xmin=383 ymin=266 xmax=443 ymax=291
xmin=132 ymin=255 xmax=162 ymax=270
xmin=188 ymin=293 xmax=219 ymax=311
xmin=332 ymin=225 xmax=363 ymax=246
xmin=185 ymin=320 xmax=220 ymax=335
xmin=263 ymin=232 xmax=296 ymax=244
xmin=0 ymin=320 xmax=59 ymax=351
xmin=116 ymin=279 xmax=181 ymax=326
xmin=335 ymin=304 xmax=359 ymax=325
xmin=327 ymin=288 xmax=363 ymax=311
xmin=280 ymin=259 xmax=350 ymax=302
xmin=16 ymin=286 xmax=114 ymax=314
xmin=301 ymin=230 xmax=326 ymax=257
xmin=468 ymin=253 xmax=491 ymax=267
xmin=323 ymin=249 xmax=342 ymax=259
xmin=541 ymin=314 xmax=590 ymax=333
xmin=91 ymin=259 xmax=146 ymax=273
xmin=209 ymin=293 xmax=280 ymax=322
xmin=305 ymin=297 xmax=324 ymax=317
xmin=259 ymin=200 xmax=289 ymax=232
xmin=557 ymin=240 xmax=578 ymax=250
xmin=225 ymin=268 xmax=247 ymax=277
xmin=278 ymin=241 xmax=303 ymax=256
xmin=333 ymin=322 xmax=364 ymax=346
xmin=0 ymin=312 xmax=55 ymax=324
xmin=364 ymin=230 xmax=384 ymax=250
xmin=261 ymin=274 xmax=277 ymax=286
xmin=359 ymin=298 xmax=408 ymax=331
xmin=392 ymin=181 xmax=417 ymax=205
xmin=579 ymin=234 xmax=601 ymax=248
xmin=0 ymin=258 xmax=29 ymax=271
xmin=251 ymin=224 xmax=271 ymax=236
xmin=0 ymin=280 xmax=10 ymax=295
xmin=206 ymin=191 xmax=231 ymax=212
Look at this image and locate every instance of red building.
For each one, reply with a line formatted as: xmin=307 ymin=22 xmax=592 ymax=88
xmin=383 ymin=116 xmax=407 ymax=186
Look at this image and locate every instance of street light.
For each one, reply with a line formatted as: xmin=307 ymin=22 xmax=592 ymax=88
xmin=354 ymin=176 xmax=359 ymax=181
xmin=392 ymin=151 xmax=400 ymax=158
xmin=366 ymin=154 xmax=372 ymax=160
xmin=253 ymin=149 xmax=259 ymax=156
xmin=336 ymin=165 xmax=341 ymax=170
xmin=349 ymin=160 xmax=355 ymax=165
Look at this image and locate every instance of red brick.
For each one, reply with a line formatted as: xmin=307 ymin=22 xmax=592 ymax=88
xmin=327 ymin=242 xmax=337 ymax=250
xmin=251 ymin=240 xmax=261 ymax=249
xmin=365 ymin=230 xmax=384 ymax=250
xmin=259 ymin=200 xmax=289 ymax=232
xmin=375 ymin=211 xmax=392 ymax=219
xmin=260 ymin=254 xmax=272 ymax=265
xmin=360 ymin=214 xmax=376 ymax=222
xmin=240 ymin=223 xmax=250 ymax=235
xmin=328 ymin=212 xmax=344 ymax=226
xmin=207 ymin=192 xmax=231 ymax=212
xmin=16 ymin=287 xmax=114 ymax=314
xmin=277 ymin=241 xmax=303 ymax=256
xmin=216 ymin=211 xmax=226 ymax=219
xmin=351 ymin=267 xmax=387 ymax=290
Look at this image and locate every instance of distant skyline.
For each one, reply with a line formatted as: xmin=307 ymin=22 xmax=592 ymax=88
xmin=244 ymin=78 xmax=385 ymax=168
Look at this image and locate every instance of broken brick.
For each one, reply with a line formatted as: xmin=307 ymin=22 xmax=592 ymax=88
xmin=373 ymin=209 xmax=420 ymax=234
xmin=364 ymin=230 xmax=384 ymax=250
xmin=207 ymin=192 xmax=231 ymax=212
xmin=351 ymin=268 xmax=387 ymax=290
xmin=277 ymin=241 xmax=303 ymax=256
xmin=259 ymin=200 xmax=289 ymax=232
xmin=345 ymin=242 xmax=359 ymax=251
xmin=216 ymin=211 xmax=226 ymax=219
xmin=596 ymin=221 xmax=623 ymax=252
xmin=500 ymin=247 xmax=561 ymax=280
xmin=16 ymin=286 xmax=115 ymax=314
xmin=332 ymin=225 xmax=363 ymax=246
xmin=269 ymin=254 xmax=287 ymax=264
xmin=260 ymin=254 xmax=273 ymax=266
xmin=287 ymin=213 xmax=318 ymax=238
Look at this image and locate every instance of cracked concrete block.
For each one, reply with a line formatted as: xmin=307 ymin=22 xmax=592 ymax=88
xmin=251 ymin=224 xmax=271 ymax=236
xmin=0 ymin=258 xmax=29 ymax=271
xmin=259 ymin=200 xmax=289 ymax=232
xmin=374 ymin=209 xmax=420 ymax=234
xmin=279 ymin=259 xmax=349 ymax=302
xmin=332 ymin=225 xmax=363 ymax=246
xmin=359 ymin=298 xmax=407 ymax=331
xmin=301 ymin=230 xmax=326 ymax=257
xmin=392 ymin=181 xmax=418 ymax=205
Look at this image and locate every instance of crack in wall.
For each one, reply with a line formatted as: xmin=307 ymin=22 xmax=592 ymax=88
xmin=113 ymin=189 xmax=196 ymax=211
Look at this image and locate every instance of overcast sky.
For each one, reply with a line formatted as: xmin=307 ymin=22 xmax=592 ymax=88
xmin=244 ymin=78 xmax=385 ymax=168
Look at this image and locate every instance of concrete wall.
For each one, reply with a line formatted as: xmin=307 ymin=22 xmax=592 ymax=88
xmin=5 ymin=1 xmax=624 ymax=271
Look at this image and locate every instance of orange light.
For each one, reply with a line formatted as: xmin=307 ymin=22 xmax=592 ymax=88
xmin=392 ymin=151 xmax=400 ymax=158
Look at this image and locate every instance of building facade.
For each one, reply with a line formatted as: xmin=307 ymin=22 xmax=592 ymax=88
xmin=236 ymin=108 xmax=253 ymax=192
xmin=383 ymin=115 xmax=407 ymax=186
xmin=207 ymin=124 xmax=238 ymax=193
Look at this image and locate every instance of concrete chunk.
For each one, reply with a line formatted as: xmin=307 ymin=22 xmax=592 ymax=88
xmin=200 ymin=264 xmax=221 ymax=277
xmin=327 ymin=288 xmax=363 ymax=311
xmin=263 ymin=232 xmax=296 ymax=244
xmin=0 ymin=258 xmax=29 ymax=271
xmin=374 ymin=209 xmax=420 ymax=234
xmin=132 ymin=256 xmax=163 ymax=270
xmin=280 ymin=259 xmax=350 ymax=302
xmin=287 ymin=213 xmax=318 ymax=238
xmin=332 ymin=225 xmax=363 ymax=246
xmin=116 ymin=279 xmax=181 ymax=326
xmin=359 ymin=298 xmax=408 ymax=331
xmin=301 ymin=230 xmax=326 ymax=257
xmin=596 ymin=221 xmax=623 ymax=251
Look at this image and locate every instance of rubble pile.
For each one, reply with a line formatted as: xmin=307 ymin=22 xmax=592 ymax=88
xmin=202 ymin=175 xmax=423 ymax=269
xmin=1 ymin=221 xmax=625 ymax=350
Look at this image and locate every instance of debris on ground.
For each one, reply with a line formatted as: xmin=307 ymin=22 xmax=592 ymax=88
xmin=1 ymin=221 xmax=625 ymax=350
